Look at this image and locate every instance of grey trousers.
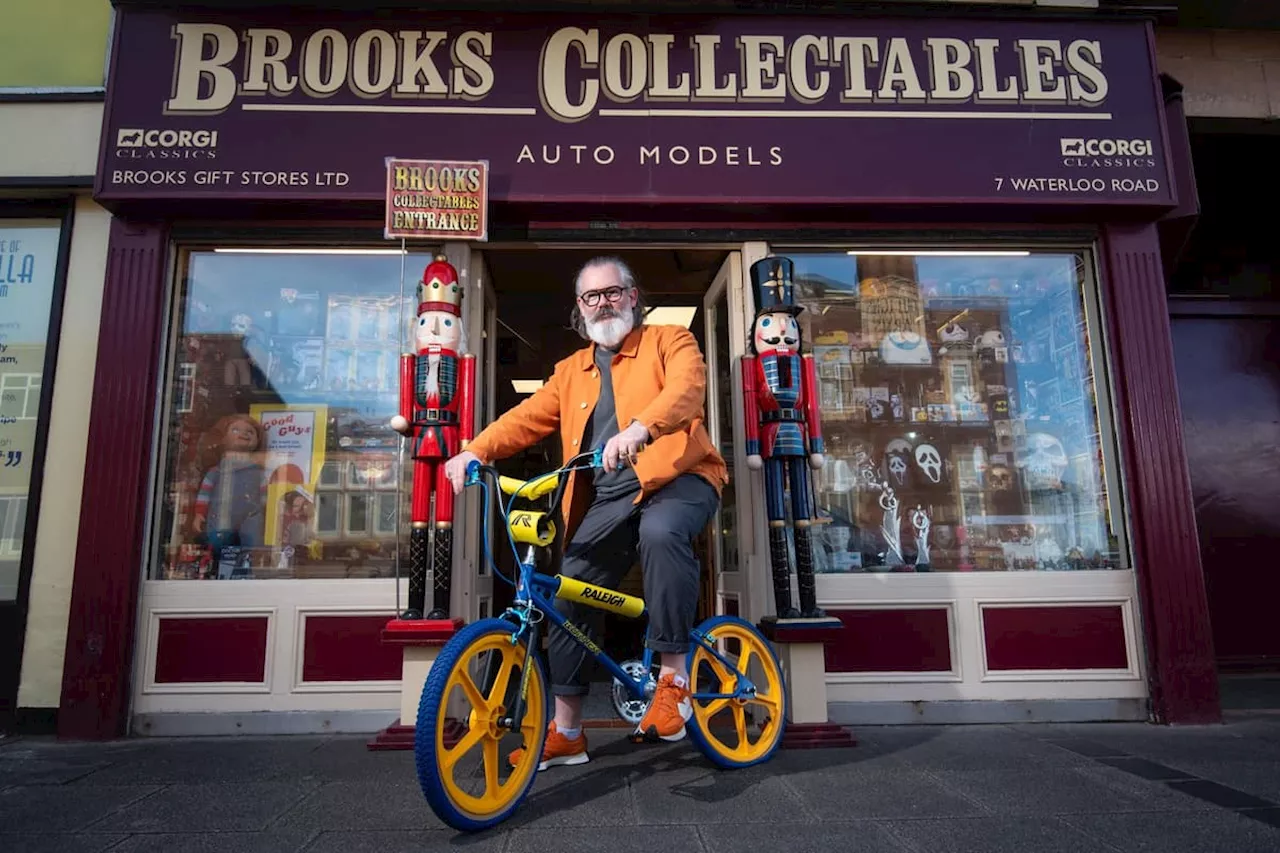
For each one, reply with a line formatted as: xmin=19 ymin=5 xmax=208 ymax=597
xmin=548 ymin=473 xmax=720 ymax=696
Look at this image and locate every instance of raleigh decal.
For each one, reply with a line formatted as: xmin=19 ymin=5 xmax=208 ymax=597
xmin=162 ymin=23 xmax=1110 ymax=122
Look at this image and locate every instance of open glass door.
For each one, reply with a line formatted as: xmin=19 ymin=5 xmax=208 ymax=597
xmin=703 ymin=253 xmax=751 ymax=619
xmin=461 ymin=248 xmax=496 ymax=624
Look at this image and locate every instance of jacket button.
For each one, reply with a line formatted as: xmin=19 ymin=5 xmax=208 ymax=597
xmin=572 ymin=438 xmax=578 ymax=446
xmin=580 ymin=402 xmax=587 ymax=409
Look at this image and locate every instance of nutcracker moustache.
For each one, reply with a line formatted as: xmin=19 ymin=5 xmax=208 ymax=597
xmin=740 ymin=256 xmax=827 ymax=620
xmin=389 ymin=255 xmax=475 ymax=621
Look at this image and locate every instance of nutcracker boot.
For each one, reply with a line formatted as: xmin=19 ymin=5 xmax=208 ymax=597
xmin=793 ymin=521 xmax=826 ymax=619
xmin=403 ymin=524 xmax=429 ymax=620
xmin=768 ymin=524 xmax=800 ymax=620
xmin=428 ymin=523 xmax=453 ymax=621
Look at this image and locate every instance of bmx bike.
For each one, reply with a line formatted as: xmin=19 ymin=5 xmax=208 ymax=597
xmin=413 ymin=447 xmax=787 ymax=832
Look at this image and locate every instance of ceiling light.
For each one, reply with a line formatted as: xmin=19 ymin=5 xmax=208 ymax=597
xmin=643 ymin=306 xmax=698 ymax=328
xmin=511 ymin=379 xmax=544 ymax=394
xmin=844 ymin=250 xmax=1030 ymax=257
xmin=212 ymin=248 xmax=409 ymax=255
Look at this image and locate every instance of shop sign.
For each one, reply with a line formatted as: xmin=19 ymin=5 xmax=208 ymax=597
xmin=0 ymin=221 xmax=60 ymax=601
xmin=383 ymin=158 xmax=489 ymax=240
xmin=94 ymin=11 xmax=1175 ymax=208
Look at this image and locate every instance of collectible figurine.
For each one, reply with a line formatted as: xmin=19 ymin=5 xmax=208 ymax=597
xmin=911 ymin=505 xmax=932 ymax=572
xmin=191 ymin=413 xmax=267 ymax=578
xmin=389 ymin=255 xmax=475 ymax=621
xmin=740 ymin=256 xmax=827 ymax=620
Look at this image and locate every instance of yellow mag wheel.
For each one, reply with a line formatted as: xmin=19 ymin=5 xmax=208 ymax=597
xmin=685 ymin=615 xmax=787 ymax=769
xmin=414 ymin=618 xmax=548 ymax=832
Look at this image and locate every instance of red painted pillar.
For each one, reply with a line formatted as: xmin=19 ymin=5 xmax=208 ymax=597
xmin=58 ymin=217 xmax=170 ymax=739
xmin=1102 ymin=222 xmax=1221 ymax=725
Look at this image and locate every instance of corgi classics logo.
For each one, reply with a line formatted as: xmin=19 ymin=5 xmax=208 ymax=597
xmin=1060 ymin=137 xmax=1152 ymax=157
xmin=115 ymin=128 xmax=219 ymax=160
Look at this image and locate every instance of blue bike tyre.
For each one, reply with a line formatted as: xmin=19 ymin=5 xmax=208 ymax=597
xmin=684 ymin=615 xmax=788 ymax=770
xmin=414 ymin=618 xmax=549 ymax=832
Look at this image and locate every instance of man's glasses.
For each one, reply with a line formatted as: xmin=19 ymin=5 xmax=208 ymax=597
xmin=577 ymin=286 xmax=630 ymax=308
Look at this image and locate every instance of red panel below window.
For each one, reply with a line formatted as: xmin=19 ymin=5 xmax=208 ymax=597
xmin=154 ymin=616 xmax=269 ymax=683
xmin=303 ymin=614 xmax=402 ymax=682
xmin=824 ymin=609 xmax=952 ymax=673
xmin=983 ymin=605 xmax=1129 ymax=671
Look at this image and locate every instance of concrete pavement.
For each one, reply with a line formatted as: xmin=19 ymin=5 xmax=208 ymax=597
xmin=4 ymin=714 xmax=1280 ymax=852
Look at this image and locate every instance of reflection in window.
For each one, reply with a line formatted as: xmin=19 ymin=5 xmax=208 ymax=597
xmin=788 ymin=249 xmax=1125 ymax=573
xmin=152 ymin=247 xmax=438 ymax=580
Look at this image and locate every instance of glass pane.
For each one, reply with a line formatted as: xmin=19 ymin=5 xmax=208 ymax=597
xmin=712 ymin=298 xmax=739 ymax=573
xmin=151 ymin=247 xmax=440 ymax=580
xmin=0 ymin=220 xmax=62 ymax=601
xmin=784 ymin=249 xmax=1124 ymax=573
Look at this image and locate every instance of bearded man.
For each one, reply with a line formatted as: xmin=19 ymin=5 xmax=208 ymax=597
xmin=444 ymin=256 xmax=728 ymax=768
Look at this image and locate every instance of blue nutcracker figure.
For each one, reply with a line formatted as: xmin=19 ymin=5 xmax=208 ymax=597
xmin=740 ymin=256 xmax=827 ymax=620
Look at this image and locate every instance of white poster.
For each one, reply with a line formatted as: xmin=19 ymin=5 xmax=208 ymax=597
xmin=0 ymin=220 xmax=62 ymax=601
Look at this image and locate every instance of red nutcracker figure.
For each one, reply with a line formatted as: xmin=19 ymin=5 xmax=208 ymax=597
xmin=389 ymin=255 xmax=475 ymax=621
xmin=740 ymin=256 xmax=827 ymax=621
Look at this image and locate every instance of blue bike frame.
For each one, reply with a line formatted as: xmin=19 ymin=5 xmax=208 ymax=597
xmin=464 ymin=450 xmax=758 ymax=729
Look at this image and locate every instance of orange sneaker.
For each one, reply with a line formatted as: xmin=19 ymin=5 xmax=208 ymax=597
xmin=635 ymin=673 xmax=693 ymax=743
xmin=508 ymin=721 xmax=590 ymax=771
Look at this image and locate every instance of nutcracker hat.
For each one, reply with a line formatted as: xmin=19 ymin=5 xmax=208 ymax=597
xmin=750 ymin=256 xmax=802 ymax=317
xmin=417 ymin=254 xmax=464 ymax=317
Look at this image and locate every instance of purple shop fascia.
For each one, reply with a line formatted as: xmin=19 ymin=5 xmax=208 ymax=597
xmin=91 ymin=9 xmax=1186 ymax=210
xmin=57 ymin=4 xmax=1215 ymax=742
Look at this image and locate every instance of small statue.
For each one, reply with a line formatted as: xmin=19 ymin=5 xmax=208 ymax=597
xmin=740 ymin=256 xmax=827 ymax=620
xmin=911 ymin=505 xmax=931 ymax=572
xmin=389 ymin=255 xmax=475 ymax=621
xmin=878 ymin=481 xmax=905 ymax=570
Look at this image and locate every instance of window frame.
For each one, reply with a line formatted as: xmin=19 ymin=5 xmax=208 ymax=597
xmin=770 ymin=238 xmax=1134 ymax=574
xmin=143 ymin=240 xmax=443 ymax=582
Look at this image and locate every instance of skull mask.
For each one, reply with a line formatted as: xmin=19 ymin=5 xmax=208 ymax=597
xmin=915 ymin=443 xmax=943 ymax=484
xmin=988 ymin=465 xmax=1013 ymax=491
xmin=230 ymin=313 xmax=253 ymax=335
xmin=1018 ymin=432 xmax=1068 ymax=490
xmin=977 ymin=330 xmax=1006 ymax=351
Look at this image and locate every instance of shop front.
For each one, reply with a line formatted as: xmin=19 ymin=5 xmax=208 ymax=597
xmin=59 ymin=3 xmax=1217 ymax=739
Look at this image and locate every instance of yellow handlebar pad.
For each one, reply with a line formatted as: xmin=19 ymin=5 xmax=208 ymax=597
xmin=508 ymin=510 xmax=556 ymax=547
xmin=499 ymin=473 xmax=560 ymax=501
xmin=556 ymin=576 xmax=646 ymax=619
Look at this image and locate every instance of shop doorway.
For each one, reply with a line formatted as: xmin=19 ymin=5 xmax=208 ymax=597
xmin=477 ymin=247 xmax=732 ymax=715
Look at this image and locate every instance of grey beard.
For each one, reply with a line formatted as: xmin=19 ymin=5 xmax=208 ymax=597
xmin=586 ymin=313 xmax=633 ymax=349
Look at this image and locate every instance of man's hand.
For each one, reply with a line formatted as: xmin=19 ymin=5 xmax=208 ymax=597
xmin=389 ymin=415 xmax=410 ymax=435
xmin=445 ymin=450 xmax=481 ymax=494
xmin=602 ymin=421 xmax=649 ymax=472
xmin=809 ymin=453 xmax=825 ymax=470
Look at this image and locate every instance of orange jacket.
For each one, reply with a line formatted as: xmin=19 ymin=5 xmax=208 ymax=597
xmin=466 ymin=323 xmax=728 ymax=539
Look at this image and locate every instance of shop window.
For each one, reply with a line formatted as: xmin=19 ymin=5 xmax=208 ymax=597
xmin=785 ymin=248 xmax=1127 ymax=574
xmin=151 ymin=247 xmax=438 ymax=580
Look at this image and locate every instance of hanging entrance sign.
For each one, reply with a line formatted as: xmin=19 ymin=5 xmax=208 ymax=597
xmin=383 ymin=158 xmax=489 ymax=241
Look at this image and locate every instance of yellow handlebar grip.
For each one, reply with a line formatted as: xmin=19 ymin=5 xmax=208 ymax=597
xmin=499 ymin=473 xmax=560 ymax=501
xmin=508 ymin=510 xmax=556 ymax=547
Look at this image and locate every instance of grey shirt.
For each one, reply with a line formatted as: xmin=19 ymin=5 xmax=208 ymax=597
xmin=582 ymin=344 xmax=641 ymax=500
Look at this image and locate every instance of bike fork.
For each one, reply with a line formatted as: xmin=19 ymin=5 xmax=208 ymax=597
xmin=500 ymin=616 xmax=539 ymax=734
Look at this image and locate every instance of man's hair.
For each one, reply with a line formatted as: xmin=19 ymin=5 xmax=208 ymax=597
xmin=569 ymin=255 xmax=648 ymax=340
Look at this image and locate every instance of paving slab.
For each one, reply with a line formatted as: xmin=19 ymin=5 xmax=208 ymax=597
xmin=1061 ymin=810 xmax=1280 ymax=853
xmin=882 ymin=815 xmax=1119 ymax=853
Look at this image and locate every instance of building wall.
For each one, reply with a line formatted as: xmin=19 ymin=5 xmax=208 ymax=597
xmin=1155 ymin=28 xmax=1280 ymax=119
xmin=0 ymin=0 xmax=112 ymax=91
xmin=1 ymin=0 xmax=113 ymax=717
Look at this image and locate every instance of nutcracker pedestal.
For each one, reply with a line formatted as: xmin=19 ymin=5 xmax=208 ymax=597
xmin=758 ymin=618 xmax=858 ymax=749
xmin=367 ymin=617 xmax=464 ymax=751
